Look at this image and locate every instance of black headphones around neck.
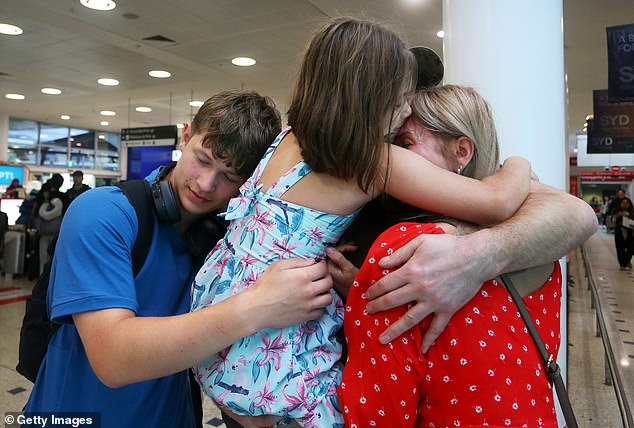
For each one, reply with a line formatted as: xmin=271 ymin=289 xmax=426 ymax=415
xmin=151 ymin=162 xmax=227 ymax=261
xmin=152 ymin=162 xmax=182 ymax=223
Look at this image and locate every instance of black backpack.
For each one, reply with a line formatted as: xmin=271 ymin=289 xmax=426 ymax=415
xmin=16 ymin=180 xmax=155 ymax=382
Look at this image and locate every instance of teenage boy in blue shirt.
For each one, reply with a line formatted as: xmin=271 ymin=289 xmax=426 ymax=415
xmin=24 ymin=90 xmax=334 ymax=427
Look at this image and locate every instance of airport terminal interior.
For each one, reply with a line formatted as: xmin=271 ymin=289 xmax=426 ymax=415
xmin=1 ymin=1 xmax=634 ymax=427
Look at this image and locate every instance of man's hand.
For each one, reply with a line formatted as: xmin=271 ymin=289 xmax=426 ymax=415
xmin=326 ymin=244 xmax=359 ymax=299
xmin=364 ymin=233 xmax=490 ymax=353
xmin=250 ymin=258 xmax=334 ymax=330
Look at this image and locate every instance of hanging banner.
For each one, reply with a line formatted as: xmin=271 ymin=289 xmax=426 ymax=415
xmin=588 ymin=89 xmax=634 ymax=153
xmin=607 ymin=23 xmax=634 ymax=101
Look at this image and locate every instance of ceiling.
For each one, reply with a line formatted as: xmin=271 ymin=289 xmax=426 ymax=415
xmin=0 ymin=0 xmax=632 ymax=142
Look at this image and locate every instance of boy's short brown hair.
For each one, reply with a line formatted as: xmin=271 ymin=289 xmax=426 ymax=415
xmin=191 ymin=90 xmax=281 ymax=178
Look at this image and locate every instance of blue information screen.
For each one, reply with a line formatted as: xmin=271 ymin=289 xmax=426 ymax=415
xmin=126 ymin=146 xmax=174 ymax=180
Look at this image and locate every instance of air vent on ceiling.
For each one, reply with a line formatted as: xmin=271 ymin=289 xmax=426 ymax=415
xmin=143 ymin=35 xmax=176 ymax=43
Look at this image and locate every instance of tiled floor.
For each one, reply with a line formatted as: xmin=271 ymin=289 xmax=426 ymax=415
xmin=567 ymin=228 xmax=634 ymax=427
xmin=1 ymin=228 xmax=631 ymax=427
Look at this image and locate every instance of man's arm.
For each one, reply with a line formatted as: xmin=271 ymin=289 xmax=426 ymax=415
xmin=74 ymin=258 xmax=332 ymax=388
xmin=364 ymin=181 xmax=598 ymax=352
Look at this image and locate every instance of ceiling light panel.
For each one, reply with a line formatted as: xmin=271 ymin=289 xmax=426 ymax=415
xmin=0 ymin=23 xmax=23 ymax=35
xmin=231 ymin=57 xmax=256 ymax=66
xmin=41 ymin=87 xmax=62 ymax=95
xmin=148 ymin=70 xmax=171 ymax=78
xmin=80 ymin=0 xmax=116 ymax=11
xmin=97 ymin=78 xmax=119 ymax=86
xmin=5 ymin=93 xmax=25 ymax=100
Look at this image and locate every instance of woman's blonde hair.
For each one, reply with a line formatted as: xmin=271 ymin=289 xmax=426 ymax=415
xmin=410 ymin=85 xmax=500 ymax=179
xmin=287 ymin=17 xmax=416 ymax=192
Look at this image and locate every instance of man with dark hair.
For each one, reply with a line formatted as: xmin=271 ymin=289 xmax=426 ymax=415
xmin=24 ymin=90 xmax=335 ymax=428
xmin=65 ymin=170 xmax=91 ymax=203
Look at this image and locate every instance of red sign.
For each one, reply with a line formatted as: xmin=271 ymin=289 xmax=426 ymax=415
xmin=569 ymin=176 xmax=579 ymax=196
xmin=578 ymin=170 xmax=634 ymax=182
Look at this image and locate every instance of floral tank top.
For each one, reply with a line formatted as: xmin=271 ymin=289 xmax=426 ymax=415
xmin=190 ymin=127 xmax=357 ymax=423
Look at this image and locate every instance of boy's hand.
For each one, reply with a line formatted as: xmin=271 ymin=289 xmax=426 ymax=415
xmin=251 ymin=258 xmax=334 ymax=330
xmin=326 ymin=244 xmax=358 ymax=299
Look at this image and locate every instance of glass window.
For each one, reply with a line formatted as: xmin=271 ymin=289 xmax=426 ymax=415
xmin=8 ymin=118 xmax=38 ymax=147
xmin=8 ymin=117 xmax=121 ymax=173
xmin=70 ymin=149 xmax=95 ymax=169
xmin=7 ymin=148 xmax=37 ymax=164
xmin=95 ymin=132 xmax=120 ymax=170
xmin=95 ymin=153 xmax=119 ymax=171
xmin=98 ymin=132 xmax=120 ymax=152
xmin=40 ymin=123 xmax=69 ymax=148
xmin=40 ymin=146 xmax=68 ymax=167
xmin=70 ymin=128 xmax=95 ymax=150
xmin=8 ymin=119 xmax=38 ymax=165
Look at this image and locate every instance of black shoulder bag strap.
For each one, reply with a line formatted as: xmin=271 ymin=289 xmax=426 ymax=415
xmin=499 ymin=274 xmax=578 ymax=428
xmin=116 ymin=180 xmax=154 ymax=277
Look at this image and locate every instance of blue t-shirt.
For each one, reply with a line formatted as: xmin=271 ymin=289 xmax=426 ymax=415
xmin=24 ymin=173 xmax=197 ymax=428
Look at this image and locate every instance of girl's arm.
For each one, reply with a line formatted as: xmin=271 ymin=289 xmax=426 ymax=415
xmin=383 ymin=144 xmax=531 ymax=225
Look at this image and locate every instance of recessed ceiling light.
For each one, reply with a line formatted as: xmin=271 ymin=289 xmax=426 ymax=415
xmin=98 ymin=134 xmax=106 ymax=139
xmin=41 ymin=87 xmax=62 ymax=95
xmin=148 ymin=70 xmax=171 ymax=78
xmin=98 ymin=78 xmax=119 ymax=86
xmin=60 ymin=115 xmax=71 ymax=120
xmin=0 ymin=23 xmax=23 ymax=35
xmin=100 ymin=110 xmax=116 ymax=116
xmin=437 ymin=30 xmax=445 ymax=38
xmin=231 ymin=57 xmax=256 ymax=67
xmin=189 ymin=101 xmax=204 ymax=107
xmin=5 ymin=93 xmax=25 ymax=100
xmin=176 ymin=123 xmax=184 ymax=129
xmin=80 ymin=0 xmax=116 ymax=11
xmin=136 ymin=106 xmax=152 ymax=113
xmin=100 ymin=121 xmax=110 ymax=126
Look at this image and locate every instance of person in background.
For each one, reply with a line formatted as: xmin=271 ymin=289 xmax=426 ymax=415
xmin=333 ymin=85 xmax=582 ymax=427
xmin=599 ymin=194 xmax=612 ymax=228
xmin=33 ymin=173 xmax=68 ymax=275
xmin=23 ymin=90 xmax=335 ymax=428
xmin=4 ymin=178 xmax=25 ymax=199
xmin=65 ymin=170 xmax=91 ymax=203
xmin=614 ymin=197 xmax=634 ymax=270
xmin=607 ymin=189 xmax=634 ymax=231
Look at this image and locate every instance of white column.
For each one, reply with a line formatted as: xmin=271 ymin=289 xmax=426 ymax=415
xmin=0 ymin=113 xmax=9 ymax=162
xmin=442 ymin=1 xmax=568 ymax=425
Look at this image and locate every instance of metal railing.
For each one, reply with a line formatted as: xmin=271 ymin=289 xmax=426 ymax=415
xmin=581 ymin=245 xmax=634 ymax=428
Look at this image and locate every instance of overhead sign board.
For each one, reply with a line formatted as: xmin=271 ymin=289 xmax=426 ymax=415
xmin=607 ymin=23 xmax=634 ymax=101
xmin=121 ymin=125 xmax=178 ymax=147
xmin=588 ymin=89 xmax=634 ymax=153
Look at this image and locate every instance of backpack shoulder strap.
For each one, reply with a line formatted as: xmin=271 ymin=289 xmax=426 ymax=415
xmin=116 ymin=180 xmax=154 ymax=277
